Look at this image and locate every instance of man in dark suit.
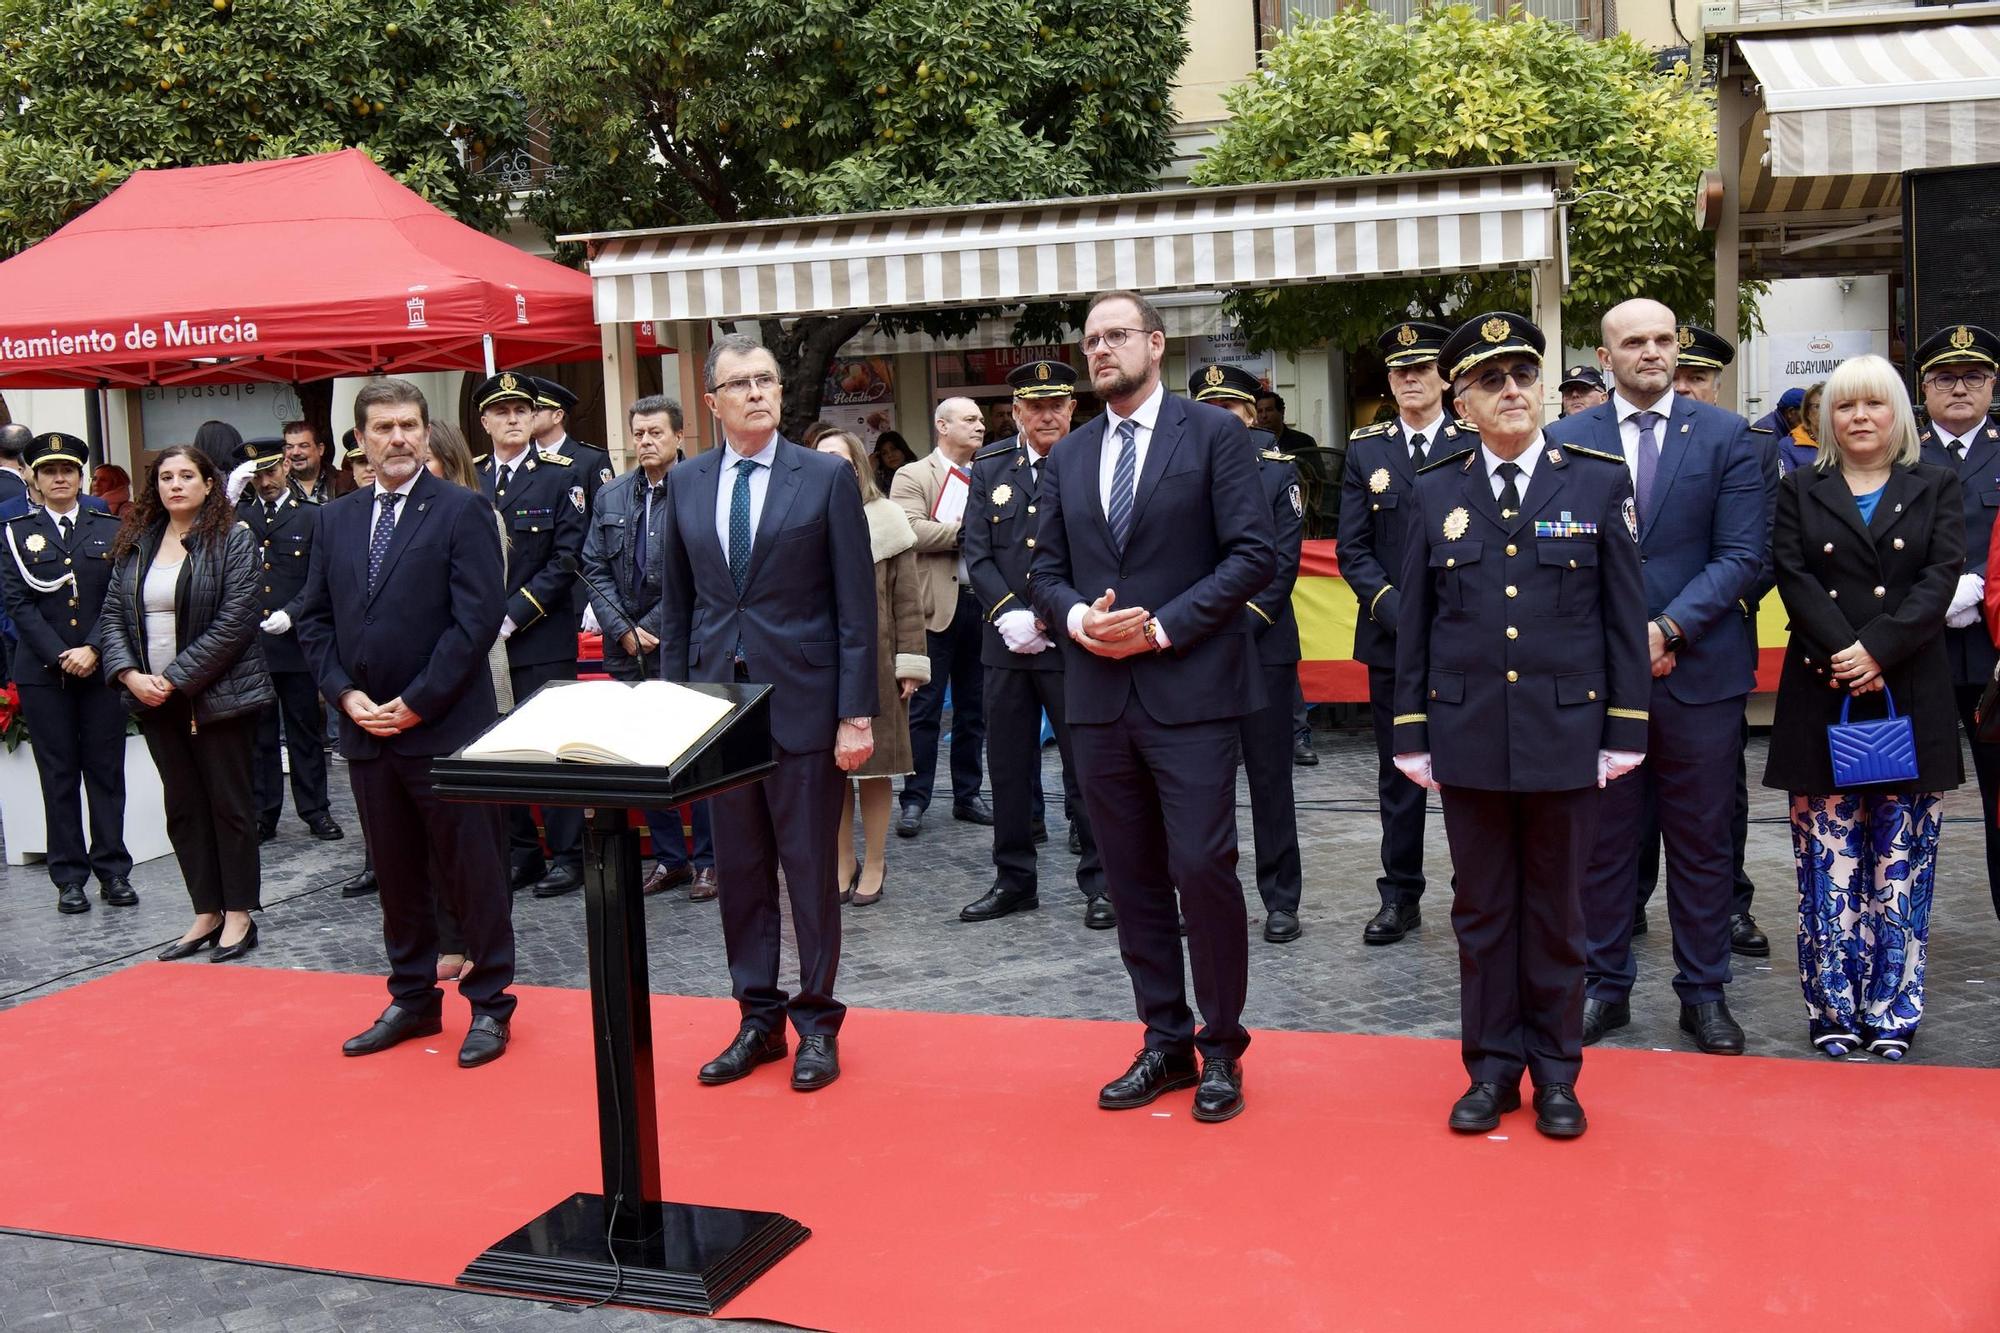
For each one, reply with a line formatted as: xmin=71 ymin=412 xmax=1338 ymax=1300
xmin=1338 ymin=320 xmax=1476 ymax=945
xmin=235 ymin=438 xmax=341 ymax=844
xmin=656 ymin=333 xmax=878 ymax=1092
xmin=1549 ymin=300 xmax=1768 ymax=1058
xmin=1914 ymin=323 xmax=2000 ymax=921
xmin=296 ymin=378 xmax=514 ymax=1068
xmin=1029 ymin=290 xmax=1276 ymax=1123
xmin=958 ymin=359 xmax=1109 ymax=928
xmin=0 ymin=432 xmax=134 ymax=914
xmin=1395 ymin=312 xmax=1650 ymax=1139
xmin=475 ymin=372 xmax=589 ymax=898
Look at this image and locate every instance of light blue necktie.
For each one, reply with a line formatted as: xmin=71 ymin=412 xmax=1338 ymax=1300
xmin=728 ymin=458 xmax=754 ymax=594
xmin=1108 ymin=419 xmax=1137 ymax=550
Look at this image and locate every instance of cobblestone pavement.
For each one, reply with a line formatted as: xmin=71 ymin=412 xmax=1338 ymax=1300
xmin=4 ymin=725 xmax=1998 ymax=1330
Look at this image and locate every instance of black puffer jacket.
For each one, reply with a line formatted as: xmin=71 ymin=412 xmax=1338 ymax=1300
xmin=100 ymin=520 xmax=274 ymax=726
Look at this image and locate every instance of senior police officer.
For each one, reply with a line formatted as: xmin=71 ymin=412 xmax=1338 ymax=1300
xmin=236 ymin=438 xmax=342 ymax=844
xmin=958 ymin=359 xmax=1110 ymax=928
xmin=1338 ymin=320 xmax=1474 ymax=945
xmin=1393 ymin=312 xmax=1650 ymax=1139
xmin=0 ymin=432 xmax=136 ymax=914
xmin=475 ymin=371 xmax=589 ymax=897
xmin=1916 ymin=323 xmax=2000 ymax=921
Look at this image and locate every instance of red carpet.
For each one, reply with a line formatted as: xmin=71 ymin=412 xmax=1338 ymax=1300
xmin=1 ymin=964 xmax=1997 ymax=1331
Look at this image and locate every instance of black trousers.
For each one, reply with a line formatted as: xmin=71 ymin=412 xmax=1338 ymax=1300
xmin=350 ymin=748 xmax=516 ymax=1022
xmin=984 ymin=663 xmax=1103 ymax=900
xmin=253 ymin=669 xmax=331 ymax=827
xmin=1071 ymin=701 xmax=1249 ymax=1063
xmin=506 ymin=659 xmax=584 ymax=872
xmin=139 ymin=697 xmax=260 ymax=914
xmin=605 ymin=651 xmax=715 ymax=870
xmin=902 ymin=588 xmax=986 ymax=813
xmin=1239 ymin=661 xmax=1302 ymax=915
xmin=1954 ymin=684 xmax=2000 ymax=923
xmin=1634 ymin=714 xmax=1757 ymax=920
xmin=1440 ymin=784 xmax=1597 ymax=1089
xmin=17 ymin=676 xmax=131 ymax=888
xmin=1367 ymin=663 xmax=1430 ymax=907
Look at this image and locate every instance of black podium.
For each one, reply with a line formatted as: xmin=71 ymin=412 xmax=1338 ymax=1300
xmin=431 ymin=680 xmax=808 ymax=1314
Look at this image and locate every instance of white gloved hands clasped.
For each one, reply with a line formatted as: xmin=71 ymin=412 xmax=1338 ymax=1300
xmin=996 ymin=607 xmax=1052 ymax=655
xmin=1946 ymin=572 xmax=1985 ymax=629
xmin=1597 ymin=750 xmax=1646 ymax=787
xmin=259 ymin=610 xmax=291 ymax=635
xmin=1393 ymin=752 xmax=1439 ymax=792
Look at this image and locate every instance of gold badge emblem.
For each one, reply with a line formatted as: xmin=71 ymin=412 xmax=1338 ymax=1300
xmin=1677 ymin=326 xmax=1695 ymax=349
xmin=1480 ymin=317 xmax=1510 ymax=345
xmin=1951 ymin=326 xmax=1975 ymax=351
xmin=499 ymin=371 xmax=518 ymax=392
xmin=24 ymin=533 xmax=46 ymax=552
xmin=1205 ymin=365 xmax=1225 ymax=386
xmin=991 ymin=483 xmax=1013 ymax=507
xmin=1368 ymin=468 xmax=1391 ymax=494
xmin=43 ymin=434 xmax=61 ymax=449
xmin=1396 ymin=324 xmax=1418 ymax=347
xmin=1442 ymin=507 xmax=1470 ymax=541
xmin=1547 ymin=448 xmax=1562 ymax=465
xmin=1035 ymin=362 xmax=1051 ymax=381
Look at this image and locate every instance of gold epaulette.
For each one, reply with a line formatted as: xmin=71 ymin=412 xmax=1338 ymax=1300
xmin=1259 ymin=449 xmax=1295 ymax=463
xmin=1416 ymin=448 xmax=1473 ymax=475
xmin=1748 ymin=424 xmax=1775 ymax=434
xmin=472 ymin=453 xmax=491 ymax=466
xmin=534 ymin=449 xmax=574 ymax=466
xmin=1562 ymin=444 xmax=1625 ymax=465
xmin=1454 ymin=418 xmax=1477 ymax=432
xmin=1348 ymin=420 xmax=1393 ymax=440
xmin=973 ymin=443 xmax=1015 ymax=462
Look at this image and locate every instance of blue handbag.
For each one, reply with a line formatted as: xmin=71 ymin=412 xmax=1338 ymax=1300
xmin=1827 ymin=687 xmax=1919 ymax=787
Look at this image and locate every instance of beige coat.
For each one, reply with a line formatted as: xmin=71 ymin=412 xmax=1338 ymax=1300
xmin=890 ymin=447 xmax=968 ymax=633
xmin=854 ymin=498 xmax=930 ymax=778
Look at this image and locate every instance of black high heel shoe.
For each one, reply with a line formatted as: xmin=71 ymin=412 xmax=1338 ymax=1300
xmin=839 ymin=867 xmax=859 ymax=905
xmin=159 ymin=924 xmax=223 ymax=962
xmin=212 ymin=920 xmax=260 ymax=963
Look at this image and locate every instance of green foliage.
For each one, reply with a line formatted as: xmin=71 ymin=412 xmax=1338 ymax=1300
xmin=1193 ymin=6 xmax=1756 ymax=352
xmin=0 ymin=0 xmax=525 ymax=257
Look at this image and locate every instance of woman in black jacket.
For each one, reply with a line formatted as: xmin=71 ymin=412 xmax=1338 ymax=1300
xmin=1765 ymin=354 xmax=1964 ymax=1061
xmin=99 ymin=445 xmax=274 ymax=962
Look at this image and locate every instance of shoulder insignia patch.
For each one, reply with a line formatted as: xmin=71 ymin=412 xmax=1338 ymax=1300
xmin=1288 ymin=483 xmax=1303 ymax=517
xmin=568 ymin=485 xmax=586 ymax=513
xmin=599 ymin=466 xmax=614 ymax=484
xmin=536 ymin=449 xmax=574 ymax=467
xmin=1349 ymin=421 xmax=1393 ymax=440
xmin=1417 ymin=448 xmax=1474 ymax=475
xmin=1562 ymin=444 xmax=1626 ymax=465
xmin=1454 ymin=419 xmax=1477 ymax=432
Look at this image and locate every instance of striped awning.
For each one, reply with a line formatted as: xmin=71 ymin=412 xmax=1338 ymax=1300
xmin=573 ymin=166 xmax=1571 ymax=326
xmin=1738 ymin=22 xmax=2000 ymax=178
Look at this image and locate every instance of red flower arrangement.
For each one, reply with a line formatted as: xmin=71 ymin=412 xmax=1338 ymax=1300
xmin=0 ymin=681 xmax=24 ymax=753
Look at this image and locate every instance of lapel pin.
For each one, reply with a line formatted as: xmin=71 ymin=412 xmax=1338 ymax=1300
xmin=1680 ymin=424 xmax=1690 ymax=433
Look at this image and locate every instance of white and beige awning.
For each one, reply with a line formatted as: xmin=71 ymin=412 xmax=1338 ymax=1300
xmin=571 ymin=165 xmax=1572 ymax=326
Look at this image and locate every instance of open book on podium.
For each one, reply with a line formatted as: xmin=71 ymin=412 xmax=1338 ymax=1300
xmin=466 ymin=680 xmax=732 ymax=767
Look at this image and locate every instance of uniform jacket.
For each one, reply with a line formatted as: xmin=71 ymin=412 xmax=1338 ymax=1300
xmin=99 ymin=521 xmax=274 ymax=726
xmin=295 ymin=471 xmax=506 ymax=759
xmin=656 ymin=436 xmax=879 ymax=754
xmin=1392 ymin=441 xmax=1651 ymax=791
xmin=1248 ymin=430 xmax=1304 ymax=667
xmin=580 ymin=465 xmax=671 ymax=671
xmin=477 ymin=447 xmax=586 ymax=668
xmin=964 ymin=434 xmax=1060 ymax=673
xmin=236 ymin=489 xmax=317 ymax=673
xmin=0 ymin=506 xmax=121 ymax=686
xmin=1764 ymin=461 xmax=1964 ymax=794
xmin=1918 ymin=417 xmax=2000 ymax=686
xmin=1337 ymin=415 xmax=1477 ymax=668
xmin=1545 ymin=395 xmax=1770 ymax=704
xmin=547 ymin=432 xmax=614 ymax=508
xmin=890 ymin=446 xmax=971 ymax=634
xmin=1027 ymin=392 xmax=1276 ymax=726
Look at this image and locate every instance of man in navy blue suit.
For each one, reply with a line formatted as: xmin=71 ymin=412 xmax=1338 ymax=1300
xmin=296 ymin=378 xmax=515 ymax=1069
xmin=1029 ymin=290 xmax=1276 ymax=1123
xmin=1548 ymin=299 xmax=1770 ymax=1058
xmin=656 ymin=334 xmax=878 ymax=1093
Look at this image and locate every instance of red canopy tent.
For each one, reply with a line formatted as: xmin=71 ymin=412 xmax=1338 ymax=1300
xmin=0 ymin=149 xmax=600 ymax=389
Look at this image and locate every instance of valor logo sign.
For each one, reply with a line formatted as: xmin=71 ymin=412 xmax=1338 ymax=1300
xmin=515 ymin=293 xmax=530 ymax=325
xmin=406 ymin=296 xmax=428 ymax=329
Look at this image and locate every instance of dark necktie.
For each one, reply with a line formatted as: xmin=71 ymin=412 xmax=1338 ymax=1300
xmin=264 ymin=500 xmax=278 ymax=527
xmin=57 ymin=515 xmax=73 ymax=547
xmin=368 ymin=493 xmax=402 ymax=592
xmin=494 ymin=464 xmax=513 ymax=502
xmin=1634 ymin=411 xmax=1662 ymax=522
xmin=636 ymin=483 xmax=659 ymax=584
xmin=1108 ymin=419 xmax=1138 ymax=550
xmin=729 ymin=459 xmax=755 ymax=593
xmin=1949 ymin=436 xmax=1968 ymax=466
xmin=1496 ymin=461 xmax=1522 ymax=517
xmin=1410 ymin=432 xmax=1428 ymax=468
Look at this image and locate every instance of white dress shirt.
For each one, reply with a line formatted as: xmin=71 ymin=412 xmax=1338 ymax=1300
xmin=1935 ymin=424 xmax=1980 ymax=459
xmin=1401 ymin=411 xmax=1447 ymax=458
xmin=713 ymin=435 xmax=778 ymax=563
xmin=1480 ymin=436 xmax=1544 ymax=501
xmin=1612 ymin=389 xmax=1678 ymax=482
xmin=371 ymin=470 xmax=421 ymax=532
xmin=1068 ymin=382 xmax=1167 ymax=642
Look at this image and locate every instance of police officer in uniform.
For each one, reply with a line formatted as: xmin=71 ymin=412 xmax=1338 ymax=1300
xmin=475 ymin=371 xmax=589 ymax=897
xmin=1188 ymin=363 xmax=1306 ymax=942
xmin=531 ymin=376 xmax=615 ymax=509
xmin=0 ymin=432 xmax=136 ymax=914
xmin=959 ymin=359 xmax=1110 ymax=927
xmin=235 ymin=438 xmax=342 ymax=844
xmin=1338 ymin=320 xmax=1474 ymax=945
xmin=1393 ymin=313 xmax=1649 ymax=1139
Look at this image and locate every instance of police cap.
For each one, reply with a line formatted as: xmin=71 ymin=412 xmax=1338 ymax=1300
xmin=1675 ymin=324 xmax=1736 ymax=370
xmin=1440 ymin=312 xmax=1545 ymax=383
xmin=234 ymin=437 xmax=285 ymax=472
xmin=1916 ymin=324 xmax=2000 ymax=376
xmin=1558 ymin=364 xmax=1606 ymax=392
xmin=532 ymin=376 xmax=579 ymax=414
xmin=25 ymin=432 xmax=88 ymax=472
xmin=1187 ymin=362 xmax=1262 ymax=404
xmin=1007 ymin=360 xmax=1078 ymax=399
xmin=1375 ymin=320 xmax=1452 ymax=369
xmin=474 ymin=372 xmax=538 ymax=411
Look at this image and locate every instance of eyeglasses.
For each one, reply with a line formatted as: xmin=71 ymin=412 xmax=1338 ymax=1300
xmin=1081 ymin=327 xmax=1150 ymax=354
xmin=1464 ymin=363 xmax=1542 ymax=395
xmin=712 ymin=373 xmax=778 ymax=397
xmin=1925 ymin=370 xmax=1994 ymax=392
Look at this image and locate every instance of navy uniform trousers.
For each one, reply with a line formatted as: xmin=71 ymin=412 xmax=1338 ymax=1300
xmin=253 ymin=669 xmax=332 ymax=828
xmin=1240 ymin=660 xmax=1303 ymax=914
xmin=985 ymin=662 xmax=1103 ymax=900
xmin=16 ymin=676 xmax=131 ymax=888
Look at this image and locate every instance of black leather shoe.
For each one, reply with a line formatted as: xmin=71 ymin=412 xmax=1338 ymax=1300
xmin=1581 ymin=997 xmax=1631 ymax=1046
xmin=531 ymin=864 xmax=583 ymax=898
xmin=338 ymin=869 xmax=378 ymax=899
xmin=1680 ymin=999 xmax=1746 ymax=1055
xmin=211 ymin=920 xmax=259 ymax=962
xmin=1293 ymin=740 xmax=1319 ymax=766
xmin=1729 ymin=912 xmax=1771 ymax=958
xmin=1084 ymin=896 xmax=1117 ymax=930
xmin=458 ymin=1015 xmax=510 ymax=1068
xmin=509 ymin=859 xmax=547 ymax=892
xmin=306 ymin=815 xmax=344 ymax=841
xmin=960 ymin=885 xmax=1039 ymax=922
xmin=158 ymin=925 xmax=222 ymax=961
xmin=1363 ymin=903 xmax=1419 ymax=945
xmin=99 ymin=876 xmax=138 ymax=907
xmin=698 ymin=1026 xmax=787 ymax=1085
xmin=1031 ymin=816 xmax=1048 ymax=844
xmin=1533 ymin=1083 xmax=1587 ymax=1138
xmin=1448 ymin=1081 xmax=1521 ymax=1133
xmin=895 ymin=803 xmax=923 ymax=838
xmin=1263 ymin=910 xmax=1301 ymax=943
xmin=791 ymin=1034 xmax=840 ymax=1091
xmin=1067 ymin=826 xmax=1083 ymax=855
xmin=1098 ymin=1049 xmax=1199 ymax=1110
xmin=343 ymin=1004 xmax=443 ymax=1057
xmin=56 ymin=883 xmax=89 ymax=914
xmin=952 ymin=796 xmax=995 ymax=826
xmin=1192 ymin=1058 xmax=1244 ymax=1122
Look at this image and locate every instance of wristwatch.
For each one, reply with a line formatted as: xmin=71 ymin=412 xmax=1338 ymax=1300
xmin=1652 ymin=616 xmax=1687 ymax=653
xmin=1142 ymin=617 xmax=1165 ymax=652
xmin=840 ymin=716 xmax=871 ymax=728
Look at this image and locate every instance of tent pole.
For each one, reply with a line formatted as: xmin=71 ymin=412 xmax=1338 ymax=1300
xmin=482 ymin=334 xmax=497 ymax=376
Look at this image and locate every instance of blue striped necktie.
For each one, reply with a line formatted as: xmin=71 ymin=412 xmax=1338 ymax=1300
xmin=1108 ymin=418 xmax=1138 ymax=550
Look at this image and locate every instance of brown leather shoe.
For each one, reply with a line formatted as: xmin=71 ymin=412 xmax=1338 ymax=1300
xmin=643 ymin=863 xmax=692 ymax=897
xmin=689 ymin=867 xmax=719 ymax=901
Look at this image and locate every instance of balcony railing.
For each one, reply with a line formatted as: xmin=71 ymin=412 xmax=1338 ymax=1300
xmin=1266 ymin=0 xmax=1604 ymax=40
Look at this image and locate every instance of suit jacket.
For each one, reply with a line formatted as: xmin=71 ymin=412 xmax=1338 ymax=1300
xmin=477 ymin=447 xmax=587 ymax=668
xmin=580 ymin=466 xmax=671 ymax=671
xmin=1918 ymin=417 xmax=2000 ymax=686
xmin=1248 ymin=431 xmax=1303 ymax=667
xmin=1027 ymin=392 xmax=1276 ymax=726
xmin=890 ymin=447 xmax=970 ymax=633
xmin=1336 ymin=416 xmax=1478 ymax=668
xmin=1765 ymin=462 xmax=1964 ymax=793
xmin=236 ymin=490 xmax=317 ymax=673
xmin=1392 ymin=442 xmax=1651 ymax=792
xmin=0 ymin=506 xmax=121 ymax=686
xmin=295 ymin=472 xmax=506 ymax=759
xmin=656 ymin=436 xmax=878 ymax=754
xmin=964 ymin=435 xmax=1060 ymax=672
xmin=1546 ymin=396 xmax=1769 ymax=705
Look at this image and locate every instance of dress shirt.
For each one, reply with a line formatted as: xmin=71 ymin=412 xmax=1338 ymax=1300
xmin=1069 ymin=381 xmax=1169 ymax=644
xmin=1480 ymin=436 xmax=1544 ymax=501
xmin=1935 ymin=425 xmax=1979 ymax=459
xmin=1401 ymin=411 xmax=1447 ymax=458
xmin=490 ymin=445 xmax=533 ymax=497
xmin=1612 ymin=389 xmax=1678 ymax=482
xmin=371 ymin=471 xmax=421 ymax=532
xmin=44 ymin=501 xmax=80 ymax=534
xmin=713 ymin=434 xmax=777 ymax=562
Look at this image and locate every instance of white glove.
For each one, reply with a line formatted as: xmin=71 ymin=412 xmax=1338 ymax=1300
xmin=1946 ymin=573 xmax=1985 ymax=628
xmin=1597 ymin=749 xmax=1646 ymax=787
xmin=498 ymin=616 xmax=516 ymax=642
xmin=996 ymin=608 xmax=1050 ymax=654
xmin=1393 ymin=752 xmax=1439 ymax=792
xmin=581 ymin=603 xmax=601 ymax=634
xmin=258 ymin=609 xmax=291 ymax=635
